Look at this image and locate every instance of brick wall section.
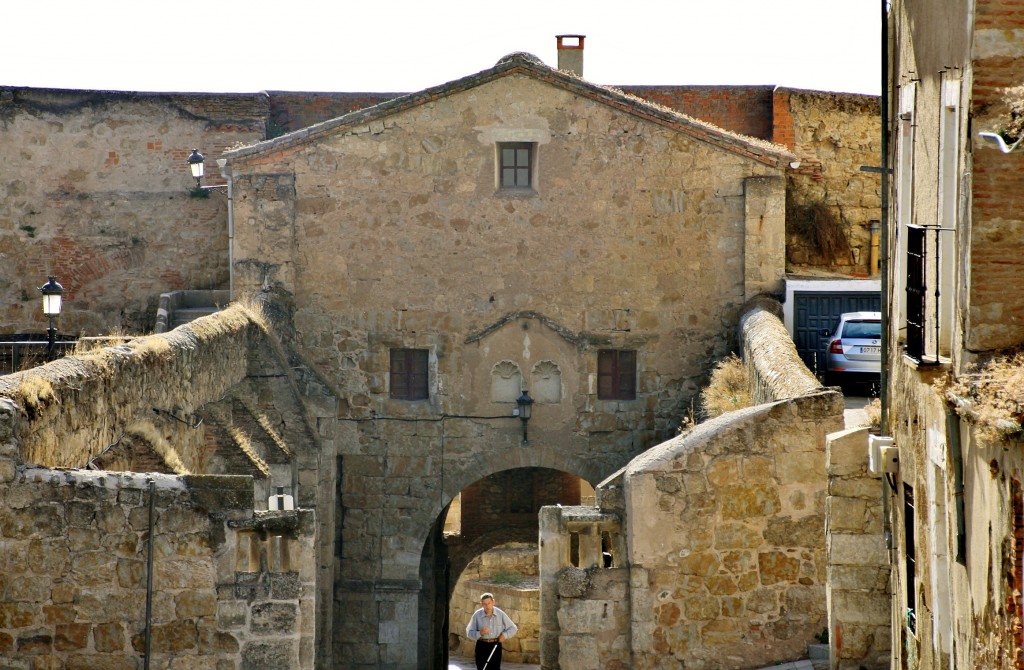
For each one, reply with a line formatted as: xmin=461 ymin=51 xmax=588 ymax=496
xmin=620 ymin=85 xmax=775 ymax=139
xmin=458 ymin=469 xmax=579 ymax=540
xmin=969 ymin=1 xmax=1024 ymax=350
xmin=0 ymin=464 xmax=317 ymax=669
xmin=267 ymin=92 xmax=400 ymax=135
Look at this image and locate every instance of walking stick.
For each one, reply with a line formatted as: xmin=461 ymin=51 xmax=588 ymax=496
xmin=481 ymin=643 xmax=497 ymax=667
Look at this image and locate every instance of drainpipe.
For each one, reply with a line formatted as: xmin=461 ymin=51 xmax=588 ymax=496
xmin=217 ymin=158 xmax=235 ymax=300
xmin=870 ymin=220 xmax=881 ymax=275
xmin=946 ymin=408 xmax=967 ymax=563
xmin=144 ymin=480 xmax=156 ymax=669
xmin=879 ymin=0 xmax=892 ymax=551
xmin=880 ymin=0 xmax=890 ymax=434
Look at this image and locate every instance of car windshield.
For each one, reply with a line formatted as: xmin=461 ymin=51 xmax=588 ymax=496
xmin=842 ymin=320 xmax=881 ymax=339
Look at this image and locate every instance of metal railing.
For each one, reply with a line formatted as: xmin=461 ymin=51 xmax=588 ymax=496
xmin=905 ymin=224 xmax=953 ymax=364
xmin=0 ymin=339 xmax=77 ymax=375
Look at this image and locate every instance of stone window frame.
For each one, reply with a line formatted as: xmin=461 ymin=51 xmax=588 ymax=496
xmin=597 ymin=349 xmax=637 ymax=401
xmin=389 ymin=348 xmax=429 ymax=401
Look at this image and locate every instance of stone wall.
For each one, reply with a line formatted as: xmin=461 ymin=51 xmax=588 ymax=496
xmin=539 ymin=300 xmax=844 ymax=670
xmin=0 ymin=302 xmax=342 ymax=669
xmin=0 ymin=465 xmax=317 ymax=669
xmin=738 ymin=300 xmax=823 ymax=405
xmin=777 ymin=89 xmax=882 ymax=275
xmin=538 ymin=506 xmax=628 ymax=670
xmin=0 ymin=78 xmax=878 ymax=338
xmin=619 ymin=391 xmax=844 ymax=670
xmin=0 ymin=86 xmax=267 ymax=335
xmin=0 ymin=303 xmax=262 ymax=468
xmin=224 ymin=60 xmax=792 ymax=669
xmin=825 ymin=427 xmax=890 ymax=669
xmin=449 ymin=574 xmax=540 ymax=664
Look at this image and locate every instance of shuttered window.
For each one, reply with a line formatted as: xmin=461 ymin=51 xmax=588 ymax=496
xmin=597 ymin=350 xmax=636 ymax=400
xmin=390 ymin=348 xmax=429 ymax=400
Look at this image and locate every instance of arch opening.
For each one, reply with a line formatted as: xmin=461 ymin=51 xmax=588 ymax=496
xmin=417 ymin=466 xmax=593 ymax=669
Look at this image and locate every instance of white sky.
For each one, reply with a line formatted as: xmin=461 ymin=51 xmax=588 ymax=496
xmin=3 ymin=1 xmax=880 ymax=95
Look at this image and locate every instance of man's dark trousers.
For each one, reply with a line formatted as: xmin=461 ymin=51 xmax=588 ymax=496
xmin=474 ymin=639 xmax=502 ymax=669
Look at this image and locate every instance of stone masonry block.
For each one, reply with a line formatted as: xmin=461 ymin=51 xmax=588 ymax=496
xmin=829 ymin=533 xmax=886 ymax=567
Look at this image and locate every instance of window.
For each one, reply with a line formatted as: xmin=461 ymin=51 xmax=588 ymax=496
xmin=390 ymin=348 xmax=428 ymax=400
xmin=499 ymin=142 xmax=533 ymax=190
xmin=597 ymin=350 xmax=636 ymax=400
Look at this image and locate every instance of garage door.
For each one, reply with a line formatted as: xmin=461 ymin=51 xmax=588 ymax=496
xmin=793 ymin=292 xmax=881 ymax=374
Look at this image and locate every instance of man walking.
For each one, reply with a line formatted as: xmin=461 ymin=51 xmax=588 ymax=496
xmin=466 ymin=592 xmax=518 ymax=670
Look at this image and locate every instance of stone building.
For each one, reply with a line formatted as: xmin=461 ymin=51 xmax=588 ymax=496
xmin=538 ymin=301 xmax=853 ymax=670
xmin=0 ymin=38 xmax=884 ymax=670
xmin=222 ymin=49 xmax=795 ymax=668
xmin=882 ymin=0 xmax=1024 ymax=668
xmin=0 ymin=69 xmax=880 ymax=340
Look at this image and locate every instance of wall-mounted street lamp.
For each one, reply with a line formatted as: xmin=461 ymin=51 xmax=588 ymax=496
xmin=184 ymin=149 xmax=235 ymax=300
xmin=39 ymin=275 xmax=64 ymax=355
xmin=516 ymin=390 xmax=534 ymax=445
xmin=187 ymin=148 xmax=205 ymax=188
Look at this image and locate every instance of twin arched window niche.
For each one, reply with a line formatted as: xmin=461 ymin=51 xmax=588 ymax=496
xmin=490 ymin=360 xmax=562 ymax=404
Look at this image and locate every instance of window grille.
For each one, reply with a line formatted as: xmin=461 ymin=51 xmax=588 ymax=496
xmin=905 ymin=225 xmax=926 ymax=361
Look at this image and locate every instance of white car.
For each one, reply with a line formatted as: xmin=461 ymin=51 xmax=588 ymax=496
xmin=820 ymin=311 xmax=881 ymax=386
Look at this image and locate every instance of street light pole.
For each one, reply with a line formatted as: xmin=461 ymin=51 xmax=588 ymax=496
xmin=39 ymin=276 xmax=64 ymax=358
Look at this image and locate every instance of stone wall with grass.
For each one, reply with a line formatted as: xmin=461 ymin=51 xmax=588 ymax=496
xmin=739 ymin=300 xmax=823 ymax=405
xmin=0 ymin=303 xmax=264 ymax=469
xmin=0 ymin=462 xmax=317 ymax=669
xmin=0 ymin=303 xmax=342 ymax=668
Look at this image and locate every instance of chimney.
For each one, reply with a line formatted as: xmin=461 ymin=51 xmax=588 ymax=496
xmin=556 ymin=35 xmax=585 ymax=77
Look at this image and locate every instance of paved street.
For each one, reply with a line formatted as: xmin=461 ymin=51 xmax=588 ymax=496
xmin=448 ymin=654 xmax=537 ymax=669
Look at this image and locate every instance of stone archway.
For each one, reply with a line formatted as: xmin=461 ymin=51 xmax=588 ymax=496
xmin=416 ymin=466 xmax=587 ymax=669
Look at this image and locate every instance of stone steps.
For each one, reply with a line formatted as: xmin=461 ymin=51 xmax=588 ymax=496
xmin=171 ymin=306 xmax=220 ymax=328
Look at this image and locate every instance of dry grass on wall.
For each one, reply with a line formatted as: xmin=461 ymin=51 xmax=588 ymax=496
xmin=786 ymin=198 xmax=853 ymax=263
xmin=125 ymin=420 xmax=191 ymax=474
xmin=945 ymin=350 xmax=1024 ymax=442
xmin=700 ymin=353 xmax=753 ymax=419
